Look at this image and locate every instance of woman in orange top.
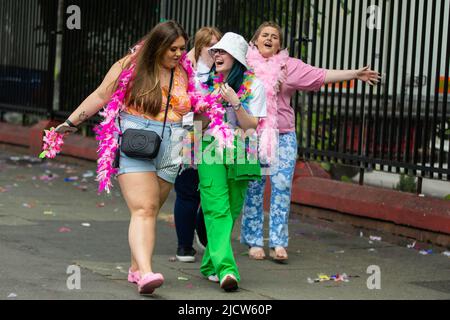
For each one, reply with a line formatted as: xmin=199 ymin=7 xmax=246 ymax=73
xmin=55 ymin=21 xmax=191 ymax=295
xmin=125 ymin=64 xmax=191 ymax=123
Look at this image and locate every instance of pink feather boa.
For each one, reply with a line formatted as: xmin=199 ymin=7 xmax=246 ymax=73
xmin=94 ymin=52 xmax=198 ymax=194
xmin=179 ymin=58 xmax=235 ymax=150
xmin=93 ymin=64 xmax=135 ymax=194
xmin=246 ymin=45 xmax=289 ymax=165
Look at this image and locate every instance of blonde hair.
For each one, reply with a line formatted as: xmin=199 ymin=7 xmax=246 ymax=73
xmin=194 ymin=27 xmax=222 ymax=62
xmin=250 ymin=21 xmax=284 ymax=50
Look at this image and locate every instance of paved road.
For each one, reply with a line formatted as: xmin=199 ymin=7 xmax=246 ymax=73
xmin=1 ymin=145 xmax=449 ymax=300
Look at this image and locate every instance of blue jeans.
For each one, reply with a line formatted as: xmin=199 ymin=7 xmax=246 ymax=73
xmin=117 ymin=112 xmax=183 ymax=183
xmin=240 ymin=132 xmax=297 ymax=248
xmin=174 ymin=168 xmax=207 ymax=249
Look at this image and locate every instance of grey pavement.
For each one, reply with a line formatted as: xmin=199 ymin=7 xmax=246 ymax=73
xmin=0 ymin=144 xmax=449 ymax=300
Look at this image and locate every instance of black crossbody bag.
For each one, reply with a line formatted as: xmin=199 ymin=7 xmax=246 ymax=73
xmin=113 ymin=68 xmax=174 ymax=168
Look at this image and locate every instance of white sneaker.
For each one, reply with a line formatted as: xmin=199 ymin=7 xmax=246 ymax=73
xmin=176 ymin=247 xmax=196 ymax=263
xmin=194 ymin=230 xmax=206 ymax=252
xmin=207 ymin=274 xmax=219 ymax=283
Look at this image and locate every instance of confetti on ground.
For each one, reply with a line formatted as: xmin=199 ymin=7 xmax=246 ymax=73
xmin=318 ymin=274 xmax=330 ymax=281
xmin=81 ymin=223 xmax=91 ymax=227
xmin=58 ymin=227 xmax=71 ymax=233
xmin=64 ymin=176 xmax=79 ymax=182
xmin=96 ymin=202 xmax=105 ymax=208
xmin=22 ymin=203 xmax=35 ymax=209
xmin=407 ymin=241 xmax=417 ymax=249
xmin=419 ymin=249 xmax=433 ymax=255
xmin=307 ymin=273 xmax=353 ymax=284
xmin=76 ymin=185 xmax=88 ymax=191
xmin=178 ymin=277 xmax=189 ymax=281
xmin=7 ymin=293 xmax=17 ymax=298
xmin=442 ymin=251 xmax=450 ymax=257
xmin=368 ymin=248 xmax=376 ymax=252
xmin=65 ymin=168 xmax=77 ymax=174
xmin=168 ymin=257 xmax=177 ymax=262
xmin=43 ymin=211 xmax=54 ymax=215
xmin=369 ymin=236 xmax=382 ymax=241
xmin=82 ymin=171 xmax=94 ymax=178
xmin=39 ymin=174 xmax=58 ymax=182
xmin=0 ymin=187 xmax=7 ymax=193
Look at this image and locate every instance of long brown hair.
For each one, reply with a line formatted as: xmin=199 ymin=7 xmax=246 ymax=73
xmin=250 ymin=21 xmax=284 ymax=50
xmin=194 ymin=27 xmax=222 ymax=62
xmin=126 ymin=20 xmax=188 ymax=116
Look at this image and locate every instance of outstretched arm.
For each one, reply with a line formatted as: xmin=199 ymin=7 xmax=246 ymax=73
xmin=55 ymin=56 xmax=131 ymax=133
xmin=324 ymin=65 xmax=381 ymax=86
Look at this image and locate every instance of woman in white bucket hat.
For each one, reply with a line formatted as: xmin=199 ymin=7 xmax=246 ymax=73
xmin=195 ymin=32 xmax=267 ymax=292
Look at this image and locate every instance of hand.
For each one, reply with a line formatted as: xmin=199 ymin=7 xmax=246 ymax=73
xmin=196 ymin=101 xmax=210 ymax=113
xmin=55 ymin=122 xmax=78 ymax=134
xmin=219 ymin=83 xmax=240 ymax=107
xmin=355 ymin=65 xmax=381 ymax=86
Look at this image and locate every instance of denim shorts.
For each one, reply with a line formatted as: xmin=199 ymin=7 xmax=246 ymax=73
xmin=117 ymin=112 xmax=183 ymax=184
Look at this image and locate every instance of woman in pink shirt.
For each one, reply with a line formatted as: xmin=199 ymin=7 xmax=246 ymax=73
xmin=242 ymin=21 xmax=380 ymax=262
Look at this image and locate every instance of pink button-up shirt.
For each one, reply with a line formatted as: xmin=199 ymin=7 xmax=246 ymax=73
xmin=278 ymin=57 xmax=327 ymax=133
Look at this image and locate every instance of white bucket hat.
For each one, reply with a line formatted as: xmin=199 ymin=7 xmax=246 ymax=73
xmin=208 ymin=32 xmax=249 ymax=69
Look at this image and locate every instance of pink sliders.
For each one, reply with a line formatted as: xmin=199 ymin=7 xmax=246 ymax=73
xmin=138 ymin=272 xmax=165 ymax=294
xmin=128 ymin=268 xmax=140 ymax=284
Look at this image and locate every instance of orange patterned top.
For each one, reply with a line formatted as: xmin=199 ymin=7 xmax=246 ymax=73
xmin=125 ymin=65 xmax=191 ymax=122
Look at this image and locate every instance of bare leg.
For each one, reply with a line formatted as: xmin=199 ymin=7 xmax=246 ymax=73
xmin=119 ymin=172 xmax=161 ymax=276
xmin=127 ymin=176 xmax=174 ymax=274
xmin=158 ymin=177 xmax=173 ymax=208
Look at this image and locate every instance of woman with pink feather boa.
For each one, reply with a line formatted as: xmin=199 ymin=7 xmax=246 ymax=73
xmin=53 ymin=21 xmax=192 ymax=295
xmin=242 ymin=21 xmax=381 ymax=262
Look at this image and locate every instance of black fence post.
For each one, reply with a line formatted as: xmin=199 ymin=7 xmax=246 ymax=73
xmin=46 ymin=0 xmax=58 ymax=120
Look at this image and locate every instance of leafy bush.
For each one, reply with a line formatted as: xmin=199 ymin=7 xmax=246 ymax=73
xmin=395 ymin=174 xmax=417 ymax=193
